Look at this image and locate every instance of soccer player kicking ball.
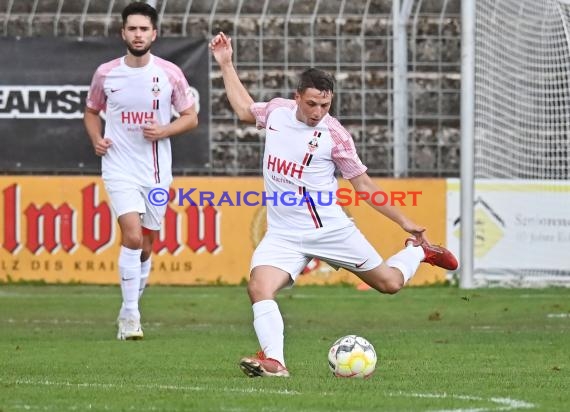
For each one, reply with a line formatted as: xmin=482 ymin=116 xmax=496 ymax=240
xmin=210 ymin=32 xmax=458 ymax=377
xmin=84 ymin=2 xmax=198 ymax=340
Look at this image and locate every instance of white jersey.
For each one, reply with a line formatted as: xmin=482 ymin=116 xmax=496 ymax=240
xmin=251 ymin=98 xmax=367 ymax=233
xmin=86 ymin=54 xmax=195 ymax=187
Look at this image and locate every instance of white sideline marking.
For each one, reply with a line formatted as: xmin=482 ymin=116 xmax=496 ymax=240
xmin=10 ymin=379 xmax=536 ymax=411
xmin=3 ymin=318 xmax=96 ymax=325
xmin=470 ymin=326 xmax=501 ymax=331
xmin=7 ymin=405 xmax=173 ymax=411
xmin=388 ymin=391 xmax=535 ymax=411
xmin=546 ymin=313 xmax=569 ymax=318
xmin=12 ymin=378 xmax=300 ymax=396
xmin=519 ymin=294 xmax=566 ymax=298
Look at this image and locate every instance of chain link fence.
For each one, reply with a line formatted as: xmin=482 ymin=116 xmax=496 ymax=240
xmin=1 ymin=0 xmax=461 ymax=176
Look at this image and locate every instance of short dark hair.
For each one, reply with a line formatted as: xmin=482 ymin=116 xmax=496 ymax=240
xmin=297 ymin=68 xmax=335 ymax=94
xmin=122 ymin=1 xmax=158 ymax=29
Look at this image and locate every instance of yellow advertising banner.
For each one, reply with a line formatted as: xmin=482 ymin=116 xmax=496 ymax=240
xmin=0 ymin=177 xmax=447 ymax=285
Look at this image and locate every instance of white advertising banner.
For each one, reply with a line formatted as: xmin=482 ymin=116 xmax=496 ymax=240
xmin=447 ymin=179 xmax=570 ymax=279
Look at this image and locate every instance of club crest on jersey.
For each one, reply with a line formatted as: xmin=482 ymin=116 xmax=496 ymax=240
xmin=307 ymin=131 xmax=321 ymax=153
xmin=151 ymin=83 xmax=161 ymax=97
xmin=308 ymin=137 xmax=319 ymax=153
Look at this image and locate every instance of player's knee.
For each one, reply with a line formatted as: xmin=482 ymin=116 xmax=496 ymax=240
xmin=122 ymin=232 xmax=143 ymax=249
xmin=381 ymin=281 xmax=404 ymax=294
xmin=363 ymin=266 xmax=404 ymax=294
xmin=247 ymin=277 xmax=273 ymax=302
xmin=378 ymin=277 xmax=404 ymax=294
xmin=246 ymin=279 xmax=262 ymax=300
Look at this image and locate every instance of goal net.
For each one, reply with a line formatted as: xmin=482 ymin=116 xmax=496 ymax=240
xmin=465 ymin=0 xmax=570 ymax=286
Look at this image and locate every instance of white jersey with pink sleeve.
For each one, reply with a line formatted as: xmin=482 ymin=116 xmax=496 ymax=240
xmin=251 ymin=97 xmax=367 ymax=233
xmin=86 ymin=54 xmax=195 ymax=187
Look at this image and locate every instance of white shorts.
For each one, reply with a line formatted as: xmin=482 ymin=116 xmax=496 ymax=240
xmin=104 ymin=180 xmax=168 ymax=231
xmin=250 ymin=224 xmax=383 ymax=282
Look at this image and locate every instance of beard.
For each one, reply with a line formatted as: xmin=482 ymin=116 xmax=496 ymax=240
xmin=126 ymin=43 xmax=151 ymax=57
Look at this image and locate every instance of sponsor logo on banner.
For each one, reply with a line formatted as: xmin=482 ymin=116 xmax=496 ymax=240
xmin=1 ymin=177 xmax=446 ymax=285
xmin=452 ymin=198 xmax=505 ymax=258
xmin=447 ymin=179 xmax=570 ymax=272
xmin=0 ymin=86 xmax=89 ymax=119
xmin=2 ymin=183 xmax=220 ymax=255
xmin=0 ymin=85 xmax=201 ymax=120
xmin=0 ymin=179 xmax=220 ymax=282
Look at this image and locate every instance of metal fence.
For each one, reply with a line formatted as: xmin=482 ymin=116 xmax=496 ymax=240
xmin=1 ymin=0 xmax=461 ymax=177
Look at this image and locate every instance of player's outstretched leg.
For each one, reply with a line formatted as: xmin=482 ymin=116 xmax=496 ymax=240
xmin=406 ymin=237 xmax=459 ymax=271
xmin=239 ymin=351 xmax=290 ymax=377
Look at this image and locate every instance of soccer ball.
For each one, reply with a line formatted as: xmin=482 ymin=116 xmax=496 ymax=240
xmin=328 ymin=335 xmax=377 ymax=378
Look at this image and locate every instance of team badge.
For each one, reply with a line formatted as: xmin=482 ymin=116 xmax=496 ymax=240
xmin=151 ymin=83 xmax=161 ymax=97
xmin=308 ymin=137 xmax=319 ymax=153
xmin=307 ymin=131 xmax=321 ymax=153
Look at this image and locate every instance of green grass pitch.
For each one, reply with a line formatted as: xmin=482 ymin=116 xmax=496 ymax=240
xmin=0 ymin=284 xmax=568 ymax=411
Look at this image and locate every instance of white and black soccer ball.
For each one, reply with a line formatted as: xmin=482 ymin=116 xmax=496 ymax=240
xmin=328 ymin=334 xmax=377 ymax=378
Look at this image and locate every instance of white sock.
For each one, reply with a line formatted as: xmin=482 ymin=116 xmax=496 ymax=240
xmin=139 ymin=257 xmax=151 ymax=298
xmin=118 ymin=246 xmax=142 ymax=320
xmin=385 ymin=244 xmax=425 ymax=283
xmin=252 ymin=300 xmax=285 ymax=366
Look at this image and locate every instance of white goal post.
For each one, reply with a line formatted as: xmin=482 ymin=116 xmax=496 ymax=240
xmin=460 ymin=0 xmax=570 ymax=287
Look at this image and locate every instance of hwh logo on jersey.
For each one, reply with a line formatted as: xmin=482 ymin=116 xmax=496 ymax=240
xmin=266 ymin=154 xmax=304 ymax=179
xmin=121 ymin=111 xmax=154 ymax=124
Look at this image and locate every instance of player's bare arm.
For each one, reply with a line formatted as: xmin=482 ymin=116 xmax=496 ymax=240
xmin=142 ymin=105 xmax=198 ymax=142
xmin=209 ymin=31 xmax=255 ymax=123
xmin=349 ymin=172 xmax=428 ymax=243
xmin=83 ymin=107 xmax=113 ymax=156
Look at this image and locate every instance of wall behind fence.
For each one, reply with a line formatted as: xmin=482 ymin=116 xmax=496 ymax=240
xmin=0 ymin=0 xmax=461 ymax=177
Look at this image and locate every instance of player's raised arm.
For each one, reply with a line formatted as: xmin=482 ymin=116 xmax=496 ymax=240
xmin=209 ymin=32 xmax=255 ymax=123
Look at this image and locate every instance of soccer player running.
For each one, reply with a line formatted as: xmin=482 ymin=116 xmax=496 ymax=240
xmin=84 ymin=2 xmax=198 ymax=340
xmin=210 ymin=32 xmax=458 ymax=377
